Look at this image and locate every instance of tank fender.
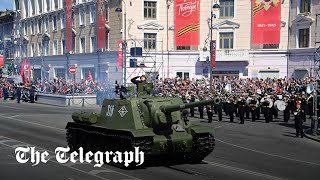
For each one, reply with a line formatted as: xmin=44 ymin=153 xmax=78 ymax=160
xmin=188 ymin=125 xmax=214 ymax=135
xmin=127 ymin=128 xmax=155 ymax=138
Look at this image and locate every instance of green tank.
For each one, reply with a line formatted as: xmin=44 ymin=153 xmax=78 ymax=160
xmin=66 ymin=83 xmax=217 ymax=167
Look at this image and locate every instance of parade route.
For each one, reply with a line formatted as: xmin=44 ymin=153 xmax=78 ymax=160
xmin=0 ymin=100 xmax=319 ymax=180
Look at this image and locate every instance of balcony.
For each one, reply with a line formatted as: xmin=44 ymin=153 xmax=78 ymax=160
xmin=199 ymin=49 xmax=249 ymax=62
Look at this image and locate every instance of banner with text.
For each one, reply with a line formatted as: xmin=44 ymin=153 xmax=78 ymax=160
xmin=252 ymin=0 xmax=281 ymax=44
xmin=97 ymin=0 xmax=106 ymax=49
xmin=0 ymin=55 xmax=4 ymax=68
xmin=66 ymin=0 xmax=73 ymax=52
xmin=175 ymin=0 xmax=200 ymax=46
xmin=118 ymin=41 xmax=123 ymax=68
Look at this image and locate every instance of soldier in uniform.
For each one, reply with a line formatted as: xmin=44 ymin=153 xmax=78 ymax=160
xmin=250 ymin=96 xmax=258 ymax=122
xmin=228 ymin=98 xmax=236 ymax=123
xmin=245 ymin=96 xmax=250 ymax=119
xmin=207 ymin=105 xmax=213 ymax=123
xmin=16 ymin=84 xmax=22 ymax=103
xmin=189 ymin=94 xmax=195 ymax=117
xmin=283 ymin=96 xmax=290 ymax=123
xmin=131 ymin=75 xmax=147 ymax=85
xmin=300 ymin=93 xmax=307 ymax=122
xmin=216 ymin=99 xmax=223 ymax=121
xmin=198 ymin=94 xmax=204 ymax=119
xmin=256 ymin=95 xmax=261 ymax=120
xmin=238 ymin=97 xmax=246 ymax=124
xmin=294 ymin=101 xmax=305 ymax=138
xmin=272 ymin=95 xmax=278 ymax=119
xmin=29 ymin=85 xmax=35 ymax=103
xmin=261 ymin=97 xmax=271 ymax=123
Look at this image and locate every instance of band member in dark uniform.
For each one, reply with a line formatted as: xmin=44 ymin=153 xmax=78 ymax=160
xmin=3 ymin=84 xmax=8 ymax=100
xmin=29 ymin=85 xmax=35 ymax=103
xmin=189 ymin=94 xmax=195 ymax=117
xmin=216 ymin=100 xmax=223 ymax=121
xmin=300 ymin=94 xmax=307 ymax=122
xmin=256 ymin=96 xmax=261 ymax=120
xmin=228 ymin=99 xmax=235 ymax=123
xmin=198 ymin=95 xmax=204 ymax=119
xmin=272 ymin=95 xmax=278 ymax=119
xmin=261 ymin=98 xmax=271 ymax=123
xmin=284 ymin=97 xmax=290 ymax=123
xmin=245 ymin=100 xmax=250 ymax=119
xmin=207 ymin=105 xmax=213 ymax=123
xmin=250 ymin=96 xmax=258 ymax=122
xmin=16 ymin=84 xmax=22 ymax=103
xmin=294 ymin=101 xmax=305 ymax=138
xmin=238 ymin=97 xmax=246 ymax=124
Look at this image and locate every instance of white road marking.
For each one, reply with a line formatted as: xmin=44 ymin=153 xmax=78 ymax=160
xmin=0 ymin=114 xmax=65 ymax=132
xmin=0 ymin=136 xmax=140 ymax=180
xmin=215 ymin=138 xmax=320 ymax=166
xmin=0 ymin=104 xmax=27 ymax=110
xmin=204 ymin=160 xmax=287 ymax=180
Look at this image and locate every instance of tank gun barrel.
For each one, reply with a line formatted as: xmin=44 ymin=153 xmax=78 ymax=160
xmin=160 ymin=98 xmax=218 ymax=113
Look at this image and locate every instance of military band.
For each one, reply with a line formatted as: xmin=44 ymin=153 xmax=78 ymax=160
xmin=183 ymin=86 xmax=316 ymax=125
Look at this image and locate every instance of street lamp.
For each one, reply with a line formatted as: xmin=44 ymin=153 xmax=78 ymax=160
xmin=209 ymin=1 xmax=220 ymax=92
xmin=115 ymin=1 xmax=126 ymax=86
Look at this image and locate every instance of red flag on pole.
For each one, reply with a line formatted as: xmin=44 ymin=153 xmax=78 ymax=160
xmin=66 ymin=0 xmax=73 ymax=52
xmin=27 ymin=61 xmax=31 ymax=79
xmin=252 ymin=0 xmax=281 ymax=44
xmin=21 ymin=59 xmax=26 ymax=82
xmin=97 ymin=0 xmax=106 ymax=49
xmin=88 ymin=70 xmax=93 ymax=81
xmin=118 ymin=41 xmax=123 ymax=68
xmin=211 ymin=40 xmax=216 ymax=69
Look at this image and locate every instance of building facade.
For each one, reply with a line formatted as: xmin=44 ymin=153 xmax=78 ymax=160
xmin=13 ymin=0 xmax=123 ymax=84
xmin=0 ymin=10 xmax=15 ymax=75
xmin=12 ymin=0 xmax=318 ymax=85
xmin=288 ymin=0 xmax=320 ymax=79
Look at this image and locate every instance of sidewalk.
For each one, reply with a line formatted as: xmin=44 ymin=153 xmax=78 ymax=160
xmin=304 ymin=130 xmax=320 ymax=143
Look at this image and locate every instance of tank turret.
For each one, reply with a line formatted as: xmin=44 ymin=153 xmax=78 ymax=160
xmin=160 ymin=99 xmax=218 ymax=113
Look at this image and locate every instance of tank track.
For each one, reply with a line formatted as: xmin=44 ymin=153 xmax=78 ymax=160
xmin=188 ymin=133 xmax=215 ymax=163
xmin=66 ymin=122 xmax=153 ymax=169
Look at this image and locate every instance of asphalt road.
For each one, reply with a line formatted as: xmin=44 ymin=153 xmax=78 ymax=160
xmin=0 ymin=100 xmax=320 ymax=180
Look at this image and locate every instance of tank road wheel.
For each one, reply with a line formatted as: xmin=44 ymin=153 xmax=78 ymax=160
xmin=189 ymin=133 xmax=215 ymax=164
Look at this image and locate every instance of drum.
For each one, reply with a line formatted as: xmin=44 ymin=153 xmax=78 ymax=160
xmin=275 ymin=100 xmax=286 ymax=111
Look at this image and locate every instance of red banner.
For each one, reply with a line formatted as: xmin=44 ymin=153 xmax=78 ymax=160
xmin=118 ymin=41 xmax=123 ymax=68
xmin=211 ymin=40 xmax=216 ymax=69
xmin=66 ymin=0 xmax=73 ymax=52
xmin=97 ymin=0 xmax=106 ymax=49
xmin=175 ymin=0 xmax=200 ymax=46
xmin=21 ymin=59 xmax=26 ymax=82
xmin=0 ymin=55 xmax=4 ymax=68
xmin=252 ymin=0 xmax=281 ymax=44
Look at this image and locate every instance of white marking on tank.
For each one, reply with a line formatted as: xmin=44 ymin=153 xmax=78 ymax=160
xmin=106 ymin=105 xmax=115 ymax=117
xmin=118 ymin=106 xmax=128 ymax=117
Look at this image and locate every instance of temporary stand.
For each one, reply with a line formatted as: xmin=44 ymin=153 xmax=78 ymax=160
xmin=124 ymin=39 xmax=164 ymax=84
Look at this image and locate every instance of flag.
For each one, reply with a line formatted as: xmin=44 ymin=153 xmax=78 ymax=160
xmin=27 ymin=61 xmax=31 ymax=79
xmin=97 ymin=0 xmax=106 ymax=49
xmin=66 ymin=0 xmax=73 ymax=52
xmin=252 ymin=0 xmax=281 ymax=44
xmin=88 ymin=70 xmax=93 ymax=81
xmin=118 ymin=40 xmax=123 ymax=68
xmin=0 ymin=55 xmax=4 ymax=68
xmin=175 ymin=0 xmax=200 ymax=46
xmin=21 ymin=59 xmax=26 ymax=82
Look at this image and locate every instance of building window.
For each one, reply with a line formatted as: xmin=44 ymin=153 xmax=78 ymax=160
xmin=144 ymin=33 xmax=156 ymax=50
xmin=176 ymin=46 xmax=191 ymax=50
xmin=43 ymin=40 xmax=50 ymax=56
xmin=61 ymin=39 xmax=65 ymax=54
xmin=30 ymin=43 xmax=35 ymax=57
xmin=53 ymin=15 xmax=57 ymax=30
xmin=298 ymin=28 xmax=309 ymax=48
xmin=72 ymin=12 xmax=75 ymax=26
xmin=243 ymin=68 xmax=248 ymax=76
xmin=23 ymin=44 xmax=28 ymax=57
xmin=90 ymin=5 xmax=96 ymax=24
xmin=38 ymin=18 xmax=42 ymax=33
xmin=79 ymin=8 xmax=85 ymax=26
xmin=80 ymin=37 xmax=86 ymax=53
xmin=31 ymin=0 xmax=35 ymax=15
xmin=61 ymin=13 xmax=65 ymax=29
xmin=90 ymin=36 xmax=97 ymax=52
xmin=219 ymin=32 xmax=234 ymax=49
xmin=82 ymin=67 xmax=95 ymax=80
xmin=263 ymin=44 xmax=279 ymax=49
xmin=53 ymin=0 xmax=58 ymax=10
xmin=300 ymin=0 xmax=311 ymax=13
xmin=44 ymin=17 xmax=49 ymax=32
xmin=72 ymin=35 xmax=76 ymax=53
xmin=37 ymin=42 xmax=42 ymax=56
xmin=24 ymin=21 xmax=28 ymax=35
xmin=220 ymin=0 xmax=234 ymax=18
xmin=46 ymin=0 xmax=50 ymax=11
xmin=55 ymin=68 xmax=65 ymax=79
xmin=176 ymin=72 xmax=189 ymax=80
xmin=144 ymin=1 xmax=157 ymax=19
xmin=24 ymin=0 xmax=28 ymax=17
xmin=53 ymin=40 xmax=58 ymax=55
xmin=130 ymin=59 xmax=137 ymax=67
xmin=30 ymin=20 xmax=34 ymax=34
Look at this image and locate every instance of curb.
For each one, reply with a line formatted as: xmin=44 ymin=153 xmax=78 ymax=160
xmin=35 ymin=101 xmax=68 ymax=107
xmin=304 ymin=133 xmax=320 ymax=143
